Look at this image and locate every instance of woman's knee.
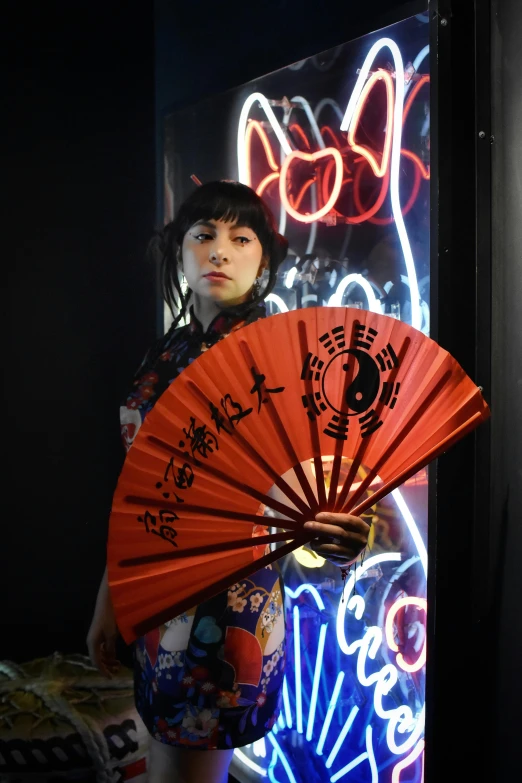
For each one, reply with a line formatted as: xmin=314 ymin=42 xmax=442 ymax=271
xmin=148 ymin=737 xmax=233 ymax=783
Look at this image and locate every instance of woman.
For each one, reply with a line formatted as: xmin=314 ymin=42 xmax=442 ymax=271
xmin=87 ymin=181 xmax=370 ymax=783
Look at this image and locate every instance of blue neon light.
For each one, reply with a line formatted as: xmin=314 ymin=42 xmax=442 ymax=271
xmin=282 ymin=676 xmax=292 ymax=729
xmin=325 ymin=706 xmax=359 ymax=768
xmin=306 ymin=622 xmax=328 ymax=741
xmin=316 ymin=672 xmax=345 ymax=756
xmin=293 ymin=606 xmax=303 ymax=734
xmin=285 ymin=583 xmax=326 ymax=610
xmin=329 ymin=726 xmax=378 ymax=782
xmin=267 ymin=733 xmax=298 ymax=783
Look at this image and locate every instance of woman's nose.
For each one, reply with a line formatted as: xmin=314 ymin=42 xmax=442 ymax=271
xmin=209 ymin=247 xmax=228 ymax=264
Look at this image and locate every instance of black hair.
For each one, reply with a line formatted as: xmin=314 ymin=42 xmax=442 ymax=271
xmin=150 ymin=180 xmax=288 ymax=328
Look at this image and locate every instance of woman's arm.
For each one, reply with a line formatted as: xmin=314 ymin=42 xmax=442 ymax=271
xmin=86 ymin=565 xmax=121 ymax=678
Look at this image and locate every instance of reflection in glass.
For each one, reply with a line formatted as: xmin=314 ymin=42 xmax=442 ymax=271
xmin=164 ymin=10 xmax=429 ymax=782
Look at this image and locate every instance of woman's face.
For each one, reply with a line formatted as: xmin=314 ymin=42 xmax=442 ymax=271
xmin=181 ymin=218 xmax=266 ymax=307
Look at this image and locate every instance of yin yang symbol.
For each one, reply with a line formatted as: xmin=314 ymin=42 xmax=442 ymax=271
xmin=321 ymin=348 xmax=380 ymax=416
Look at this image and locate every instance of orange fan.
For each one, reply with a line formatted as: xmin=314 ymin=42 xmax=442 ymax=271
xmin=108 ymin=307 xmax=489 ymax=644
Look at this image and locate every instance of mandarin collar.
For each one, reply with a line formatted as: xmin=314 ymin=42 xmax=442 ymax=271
xmin=188 ymin=301 xmax=266 ymax=344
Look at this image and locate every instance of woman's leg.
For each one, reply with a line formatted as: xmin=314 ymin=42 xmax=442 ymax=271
xmin=147 ymin=737 xmax=234 ymax=783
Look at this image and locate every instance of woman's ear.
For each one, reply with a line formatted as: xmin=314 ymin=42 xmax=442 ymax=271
xmin=257 ymin=256 xmax=269 ymax=278
xmin=176 ymin=249 xmax=183 ymax=269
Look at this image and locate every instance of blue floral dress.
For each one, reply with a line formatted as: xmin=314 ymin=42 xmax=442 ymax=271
xmin=120 ymin=302 xmax=286 ymax=750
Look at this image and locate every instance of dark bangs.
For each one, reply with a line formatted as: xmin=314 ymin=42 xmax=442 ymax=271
xmin=173 ymin=181 xmax=279 ymax=257
xmin=158 ymin=180 xmax=288 ymax=324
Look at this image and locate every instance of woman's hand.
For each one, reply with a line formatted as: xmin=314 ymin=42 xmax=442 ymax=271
xmin=304 ymin=512 xmax=370 ymax=567
xmin=86 ymin=566 xmax=121 ymax=678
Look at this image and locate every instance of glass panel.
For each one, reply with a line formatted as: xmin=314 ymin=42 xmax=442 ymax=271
xmin=163 ymin=10 xmax=429 ymax=782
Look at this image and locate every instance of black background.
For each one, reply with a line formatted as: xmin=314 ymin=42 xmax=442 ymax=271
xmin=3 ymin=0 xmax=421 ymax=665
xmin=4 ymin=0 xmax=157 ymax=662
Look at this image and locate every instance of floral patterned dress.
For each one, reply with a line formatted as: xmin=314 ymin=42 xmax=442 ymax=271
xmin=120 ymin=301 xmax=286 ymax=750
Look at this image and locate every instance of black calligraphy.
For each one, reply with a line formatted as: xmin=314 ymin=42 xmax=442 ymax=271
xmin=209 ymin=402 xmax=233 ymax=435
xmin=155 ymin=456 xmax=194 ymax=502
xmin=138 ymin=509 xmax=179 ymax=547
xmin=179 ymin=416 xmax=218 ymax=464
xmin=249 ymin=367 xmax=285 ymax=412
xmin=221 ymin=394 xmax=254 ymax=427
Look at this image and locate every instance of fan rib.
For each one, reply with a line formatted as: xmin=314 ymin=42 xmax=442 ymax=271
xmin=350 ymin=410 xmax=485 ymax=517
xmin=338 ymin=367 xmax=451 ymax=512
xmin=131 ymin=534 xmax=315 ymax=638
xmin=334 ymin=334 xmax=411 ymax=512
xmin=298 ymin=319 xmax=326 ymax=508
xmin=186 ymin=379 xmax=314 ymax=518
xmin=123 ymin=497 xmax=303 ymax=532
xmin=119 ymin=530 xmax=301 ymax=567
xmin=238 ymin=340 xmax=319 ymax=515
xmin=327 ymin=318 xmax=363 ymax=508
xmin=146 ymin=435 xmax=304 ymax=523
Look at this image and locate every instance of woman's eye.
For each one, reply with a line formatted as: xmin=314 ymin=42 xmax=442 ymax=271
xmin=234 ymin=236 xmax=253 ymax=245
xmin=195 ymin=232 xmax=213 ymax=241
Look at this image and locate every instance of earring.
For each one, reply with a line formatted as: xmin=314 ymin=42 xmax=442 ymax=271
xmin=252 ymin=278 xmax=261 ymax=297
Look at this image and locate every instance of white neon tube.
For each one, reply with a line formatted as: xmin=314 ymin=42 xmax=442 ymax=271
xmin=306 ymin=186 xmax=318 ymax=254
xmin=253 ymin=738 xmax=267 ymax=758
xmin=340 ymin=38 xmax=422 ymax=329
xmin=391 ymin=738 xmax=425 ymax=782
xmin=237 ymin=92 xmax=292 ymax=184
xmin=284 ymin=265 xmax=298 ymax=289
xmin=278 ymin=140 xmax=288 ymax=235
xmin=337 ymin=553 xmax=402 ymax=654
xmin=421 ymin=112 xmax=430 ymax=137
xmin=314 ymin=97 xmax=345 ymax=123
xmin=328 ymin=272 xmax=383 ymax=312
xmin=265 ymin=293 xmax=289 ymax=313
xmin=391 ymin=488 xmax=427 ymax=576
xmin=233 ymin=748 xmax=268 ymax=777
xmin=376 ymin=555 xmax=422 ymax=631
xmin=404 ymin=45 xmax=430 ymax=96
xmin=290 ymin=96 xmax=326 ymax=149
xmin=387 ymin=704 xmax=425 ymax=755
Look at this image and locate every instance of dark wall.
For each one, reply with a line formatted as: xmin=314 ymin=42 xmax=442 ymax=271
xmin=155 ymin=0 xmax=424 ymax=120
xmin=2 ymin=0 xmax=421 ymax=666
xmin=491 ymin=0 xmax=522 ymax=776
xmin=3 ymin=3 xmax=156 ymax=662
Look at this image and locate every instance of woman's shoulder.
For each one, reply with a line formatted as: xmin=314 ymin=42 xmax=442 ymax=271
xmin=134 ymin=320 xmax=190 ymax=377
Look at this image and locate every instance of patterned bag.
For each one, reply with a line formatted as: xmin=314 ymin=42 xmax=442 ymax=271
xmin=0 ymin=653 xmax=148 ymax=782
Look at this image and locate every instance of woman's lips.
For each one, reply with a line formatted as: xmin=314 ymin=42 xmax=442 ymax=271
xmin=204 ymin=272 xmax=231 ymax=280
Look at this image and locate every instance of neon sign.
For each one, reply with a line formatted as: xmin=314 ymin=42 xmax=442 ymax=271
xmin=234 ymin=535 xmax=427 ymax=782
xmin=162 ymin=19 xmax=430 ymax=783
xmin=236 ymin=38 xmax=430 ymax=334
xmin=279 ymin=148 xmax=344 ymax=224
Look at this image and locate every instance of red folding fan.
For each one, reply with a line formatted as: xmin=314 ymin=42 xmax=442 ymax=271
xmin=108 ymin=307 xmax=489 ymax=644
